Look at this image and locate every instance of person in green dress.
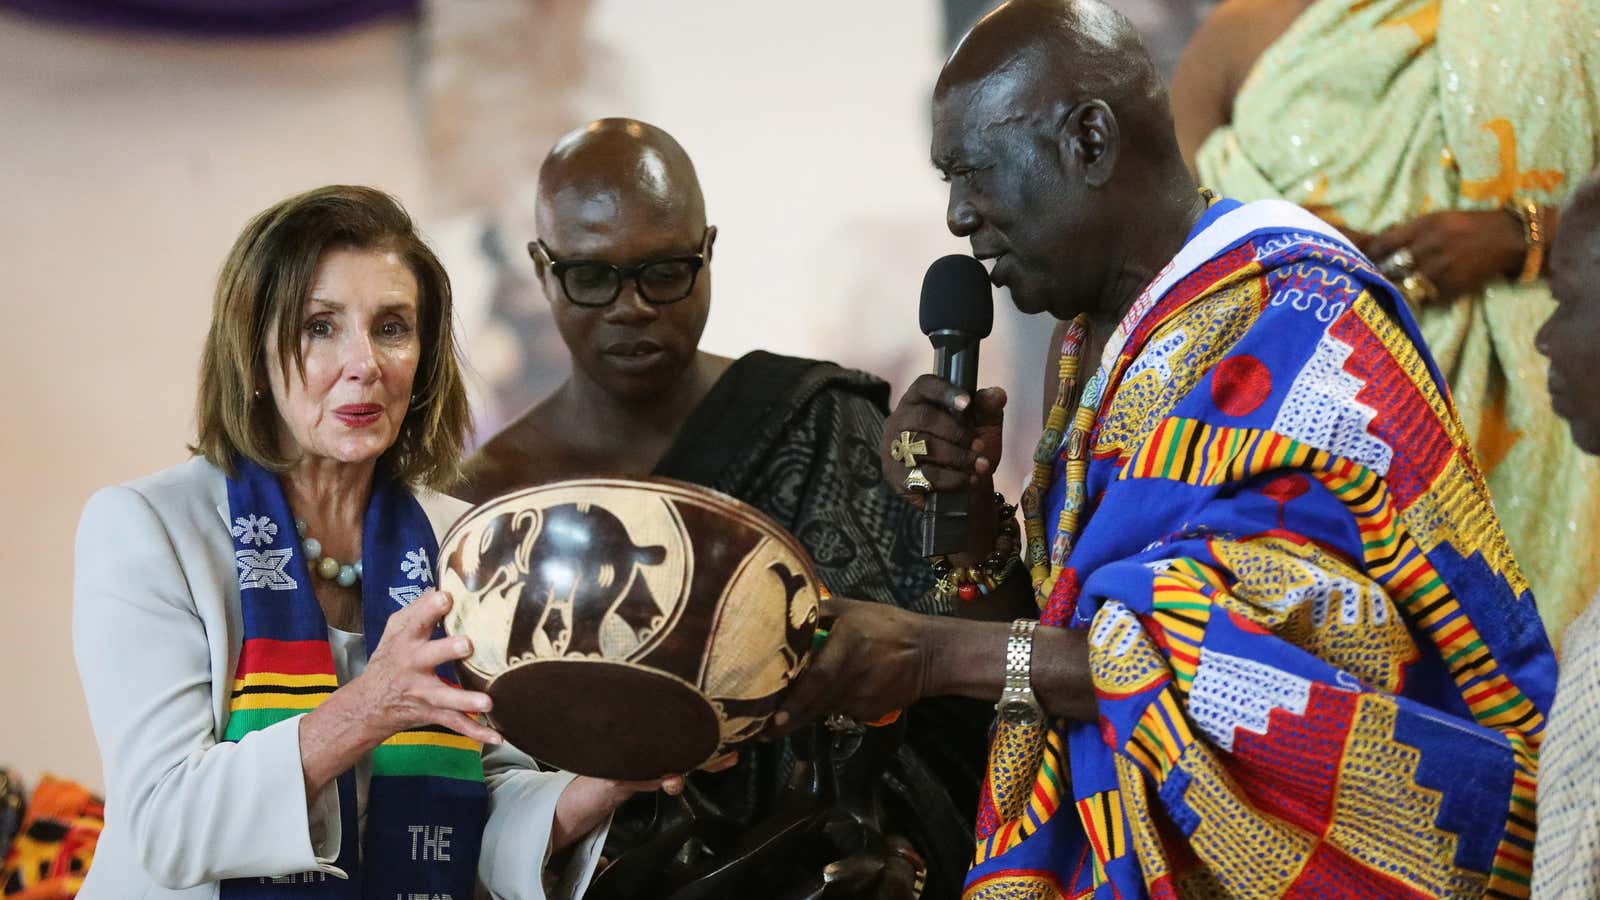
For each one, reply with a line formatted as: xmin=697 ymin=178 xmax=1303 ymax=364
xmin=1172 ymin=0 xmax=1600 ymax=648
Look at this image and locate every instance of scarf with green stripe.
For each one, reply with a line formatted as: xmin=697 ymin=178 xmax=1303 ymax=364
xmin=224 ymin=458 xmax=486 ymax=897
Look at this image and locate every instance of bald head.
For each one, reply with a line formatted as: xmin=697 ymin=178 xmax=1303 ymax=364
xmin=535 ymin=118 xmax=706 ymax=243
xmin=1539 ymin=169 xmax=1600 ymax=454
xmin=928 ymin=0 xmax=1196 ymax=321
xmin=528 ymin=118 xmax=717 ymax=403
xmin=937 ymin=0 xmax=1176 ymax=159
xmin=1549 ymin=171 xmax=1600 ymax=312
xmin=1559 ymin=174 xmax=1600 ymax=260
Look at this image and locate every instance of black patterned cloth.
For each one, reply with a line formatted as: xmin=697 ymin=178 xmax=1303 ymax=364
xmin=656 ymin=351 xmax=948 ymax=616
xmin=592 ymin=351 xmax=991 ymax=900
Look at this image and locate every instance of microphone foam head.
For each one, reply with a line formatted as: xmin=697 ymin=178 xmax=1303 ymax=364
xmin=919 ymin=254 xmax=994 ymax=338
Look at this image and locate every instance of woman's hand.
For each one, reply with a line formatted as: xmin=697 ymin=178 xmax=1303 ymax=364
xmin=299 ymin=590 xmax=499 ymax=801
xmin=1366 ymin=210 xmax=1527 ymax=304
xmin=349 ymin=590 xmax=501 ymax=746
xmin=550 ymin=754 xmax=739 ymax=854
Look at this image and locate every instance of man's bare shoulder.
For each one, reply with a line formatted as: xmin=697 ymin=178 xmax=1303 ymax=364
xmin=1183 ymin=0 xmax=1310 ymax=86
xmin=455 ymin=400 xmax=569 ymax=504
xmin=1209 ymin=0 xmax=1311 ymax=28
xmin=1175 ymin=0 xmax=1313 ymax=167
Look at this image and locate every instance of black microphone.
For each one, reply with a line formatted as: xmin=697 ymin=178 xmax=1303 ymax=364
xmin=917 ymin=254 xmax=994 ymax=557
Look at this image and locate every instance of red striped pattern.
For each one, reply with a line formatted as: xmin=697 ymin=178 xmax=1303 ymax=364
xmin=234 ymin=638 xmax=336 ymax=677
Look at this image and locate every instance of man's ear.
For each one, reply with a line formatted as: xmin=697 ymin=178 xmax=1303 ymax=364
xmin=527 ymin=241 xmax=559 ymax=305
xmin=705 ymin=224 xmax=719 ymax=262
xmin=1057 ymin=100 xmax=1120 ymax=188
xmin=527 ymin=240 xmax=549 ymax=279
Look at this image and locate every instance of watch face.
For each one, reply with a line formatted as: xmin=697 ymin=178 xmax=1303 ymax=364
xmin=998 ymin=698 xmax=1041 ymax=726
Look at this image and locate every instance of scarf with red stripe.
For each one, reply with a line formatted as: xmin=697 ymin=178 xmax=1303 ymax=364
xmin=223 ymin=458 xmax=486 ymax=897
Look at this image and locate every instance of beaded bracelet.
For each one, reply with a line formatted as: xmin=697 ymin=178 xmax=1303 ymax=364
xmin=929 ymin=493 xmax=1024 ymax=604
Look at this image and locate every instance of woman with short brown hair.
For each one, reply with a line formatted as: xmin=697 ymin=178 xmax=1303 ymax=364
xmin=192 ymin=184 xmax=471 ymax=488
xmin=73 ymin=185 xmax=666 ymax=899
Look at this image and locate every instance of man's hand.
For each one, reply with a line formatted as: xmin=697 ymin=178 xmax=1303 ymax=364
xmin=1366 ymin=210 xmax=1528 ymax=303
xmin=774 ymin=596 xmax=1097 ymax=733
xmin=819 ymin=835 xmax=925 ymax=899
xmin=774 ymin=596 xmax=934 ymax=732
xmin=881 ymin=375 xmax=1007 ymax=557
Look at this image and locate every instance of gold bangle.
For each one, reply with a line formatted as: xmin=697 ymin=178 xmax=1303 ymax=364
xmin=1505 ymin=197 xmax=1547 ymax=284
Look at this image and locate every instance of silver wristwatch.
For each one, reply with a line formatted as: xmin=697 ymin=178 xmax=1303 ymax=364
xmin=996 ymin=618 xmax=1043 ymax=725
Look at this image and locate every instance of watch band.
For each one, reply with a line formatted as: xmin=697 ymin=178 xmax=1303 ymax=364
xmin=998 ymin=618 xmax=1042 ymax=722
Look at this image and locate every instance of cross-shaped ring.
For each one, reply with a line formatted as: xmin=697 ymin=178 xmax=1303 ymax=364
xmin=889 ymin=430 xmax=929 ymax=468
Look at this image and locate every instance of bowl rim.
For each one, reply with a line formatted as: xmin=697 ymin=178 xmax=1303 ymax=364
xmin=436 ymin=474 xmax=825 ymax=679
xmin=438 ymin=475 xmax=822 ymax=585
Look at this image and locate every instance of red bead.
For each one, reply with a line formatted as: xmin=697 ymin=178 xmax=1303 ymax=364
xmin=958 ymin=583 xmax=980 ymax=603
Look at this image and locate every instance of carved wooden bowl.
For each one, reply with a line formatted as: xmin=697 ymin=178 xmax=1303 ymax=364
xmin=439 ymin=478 xmax=821 ymax=780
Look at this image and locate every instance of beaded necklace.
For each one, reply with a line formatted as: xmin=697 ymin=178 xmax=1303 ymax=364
xmin=1018 ymin=258 xmax=1176 ymax=605
xmin=295 ymin=517 xmax=363 ymax=587
xmin=1019 ymin=316 xmax=1094 ymax=605
xmin=1019 ymin=189 xmax=1219 ymax=607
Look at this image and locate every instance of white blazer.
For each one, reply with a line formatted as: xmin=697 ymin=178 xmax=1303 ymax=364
xmin=72 ymin=457 xmax=606 ymax=899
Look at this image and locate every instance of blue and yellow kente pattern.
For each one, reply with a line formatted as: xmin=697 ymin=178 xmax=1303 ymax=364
xmin=965 ymin=199 xmax=1556 ymax=899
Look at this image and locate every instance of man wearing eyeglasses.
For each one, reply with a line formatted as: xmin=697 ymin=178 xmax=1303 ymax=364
xmin=455 ymin=118 xmax=990 ymax=900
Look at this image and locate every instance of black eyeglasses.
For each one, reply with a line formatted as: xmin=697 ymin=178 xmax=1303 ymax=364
xmin=528 ymin=231 xmax=711 ymax=308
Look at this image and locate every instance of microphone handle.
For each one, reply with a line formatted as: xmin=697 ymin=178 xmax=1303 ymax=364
xmin=932 ymin=343 xmax=980 ymax=395
xmin=921 ymin=332 xmax=980 ymax=557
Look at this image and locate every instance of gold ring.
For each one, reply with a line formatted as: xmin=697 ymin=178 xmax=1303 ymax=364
xmin=903 ymin=467 xmax=932 ymax=493
xmin=889 ymin=430 xmax=929 ymax=468
xmin=886 ymin=842 xmax=927 ymax=873
xmin=1399 ymin=272 xmax=1437 ymax=308
xmin=885 ymin=839 xmax=928 ymax=897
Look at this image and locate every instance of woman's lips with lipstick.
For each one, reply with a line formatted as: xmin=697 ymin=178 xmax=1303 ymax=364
xmin=334 ymin=403 xmax=384 ymax=428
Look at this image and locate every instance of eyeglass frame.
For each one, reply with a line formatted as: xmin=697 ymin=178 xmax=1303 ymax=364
xmin=527 ymin=228 xmax=715 ymax=308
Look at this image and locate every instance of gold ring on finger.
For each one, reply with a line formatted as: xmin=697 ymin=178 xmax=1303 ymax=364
xmin=1400 ymin=272 xmax=1437 ymax=308
xmin=885 ymin=840 xmax=928 ymax=897
xmin=903 ymin=466 xmax=932 ymax=493
xmin=889 ymin=430 xmax=929 ymax=468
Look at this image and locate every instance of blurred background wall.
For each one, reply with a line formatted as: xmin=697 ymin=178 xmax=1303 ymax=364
xmin=0 ymin=0 xmax=1212 ymax=793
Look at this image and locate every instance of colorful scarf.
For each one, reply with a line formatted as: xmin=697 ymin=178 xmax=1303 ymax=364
xmin=1195 ymin=0 xmax=1600 ymax=648
xmin=964 ymin=200 xmax=1557 ymax=898
xmin=223 ymin=458 xmax=486 ymax=897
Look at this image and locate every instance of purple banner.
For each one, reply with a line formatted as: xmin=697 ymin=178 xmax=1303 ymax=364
xmin=0 ymin=0 xmax=419 ymax=37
